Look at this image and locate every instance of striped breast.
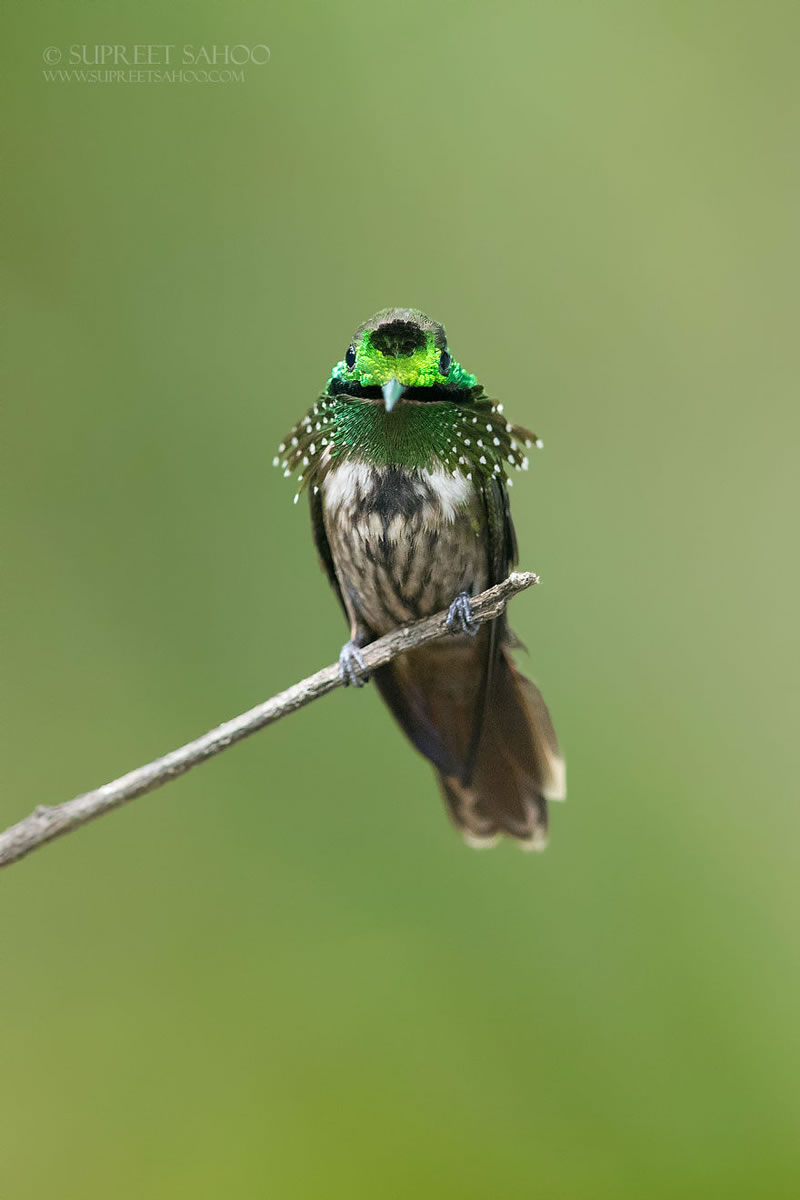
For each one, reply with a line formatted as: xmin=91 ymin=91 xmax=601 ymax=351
xmin=322 ymin=461 xmax=489 ymax=636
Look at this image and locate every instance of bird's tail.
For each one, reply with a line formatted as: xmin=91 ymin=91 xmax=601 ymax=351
xmin=373 ymin=636 xmax=565 ymax=848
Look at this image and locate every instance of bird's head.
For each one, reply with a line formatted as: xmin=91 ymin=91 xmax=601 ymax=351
xmin=330 ymin=307 xmax=477 ymax=411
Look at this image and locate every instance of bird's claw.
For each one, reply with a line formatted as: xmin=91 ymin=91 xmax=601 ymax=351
xmin=339 ymin=640 xmax=370 ymax=687
xmin=446 ymin=591 xmax=480 ymax=637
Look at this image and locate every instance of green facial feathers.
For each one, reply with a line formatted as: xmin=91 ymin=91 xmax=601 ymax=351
xmin=275 ymin=308 xmax=540 ymax=502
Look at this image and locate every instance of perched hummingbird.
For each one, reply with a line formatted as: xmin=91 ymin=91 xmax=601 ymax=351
xmin=275 ymin=308 xmax=565 ymax=848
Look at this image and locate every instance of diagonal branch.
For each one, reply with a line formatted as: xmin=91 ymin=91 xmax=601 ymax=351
xmin=0 ymin=571 xmax=539 ymax=870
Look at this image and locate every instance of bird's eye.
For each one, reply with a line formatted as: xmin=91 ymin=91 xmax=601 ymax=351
xmin=345 ymin=345 xmax=356 ymax=369
xmin=439 ymin=350 xmax=451 ymax=376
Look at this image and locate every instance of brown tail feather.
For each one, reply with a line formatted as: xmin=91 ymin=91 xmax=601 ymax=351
xmin=438 ymin=650 xmax=564 ymax=848
xmin=373 ymin=636 xmax=565 ymax=848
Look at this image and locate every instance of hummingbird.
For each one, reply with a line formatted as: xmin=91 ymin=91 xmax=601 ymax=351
xmin=275 ymin=308 xmax=565 ymax=848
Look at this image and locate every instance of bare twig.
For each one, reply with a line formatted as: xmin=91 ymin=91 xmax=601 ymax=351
xmin=0 ymin=572 xmax=539 ymax=870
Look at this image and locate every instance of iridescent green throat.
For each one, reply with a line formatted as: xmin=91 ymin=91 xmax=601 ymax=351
xmin=276 ymin=391 xmax=540 ymax=503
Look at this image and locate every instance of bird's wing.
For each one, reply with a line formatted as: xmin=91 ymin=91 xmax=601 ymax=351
xmin=459 ymin=475 xmax=517 ymax=784
xmin=309 ymin=484 xmax=348 ymax=622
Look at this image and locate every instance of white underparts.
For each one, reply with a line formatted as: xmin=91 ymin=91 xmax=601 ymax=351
xmin=322 ymin=462 xmax=473 ymax=526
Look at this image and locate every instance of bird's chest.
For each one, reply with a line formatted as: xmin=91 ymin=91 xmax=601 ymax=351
xmin=322 ymin=462 xmax=488 ymax=635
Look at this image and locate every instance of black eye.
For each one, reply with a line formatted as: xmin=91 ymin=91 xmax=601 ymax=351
xmin=345 ymin=344 xmax=356 ymax=369
xmin=439 ymin=349 xmax=451 ymax=376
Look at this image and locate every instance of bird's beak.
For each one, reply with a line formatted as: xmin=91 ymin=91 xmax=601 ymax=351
xmin=382 ymin=378 xmax=406 ymax=412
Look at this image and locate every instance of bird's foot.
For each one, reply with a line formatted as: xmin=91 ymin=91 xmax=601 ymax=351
xmin=446 ymin=591 xmax=480 ymax=637
xmin=338 ymin=640 xmax=370 ymax=688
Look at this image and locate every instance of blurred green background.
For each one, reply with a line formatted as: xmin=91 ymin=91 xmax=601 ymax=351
xmin=2 ymin=2 xmax=798 ymax=1196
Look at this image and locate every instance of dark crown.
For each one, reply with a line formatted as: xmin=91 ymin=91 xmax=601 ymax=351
xmin=369 ymin=320 xmax=427 ymax=358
